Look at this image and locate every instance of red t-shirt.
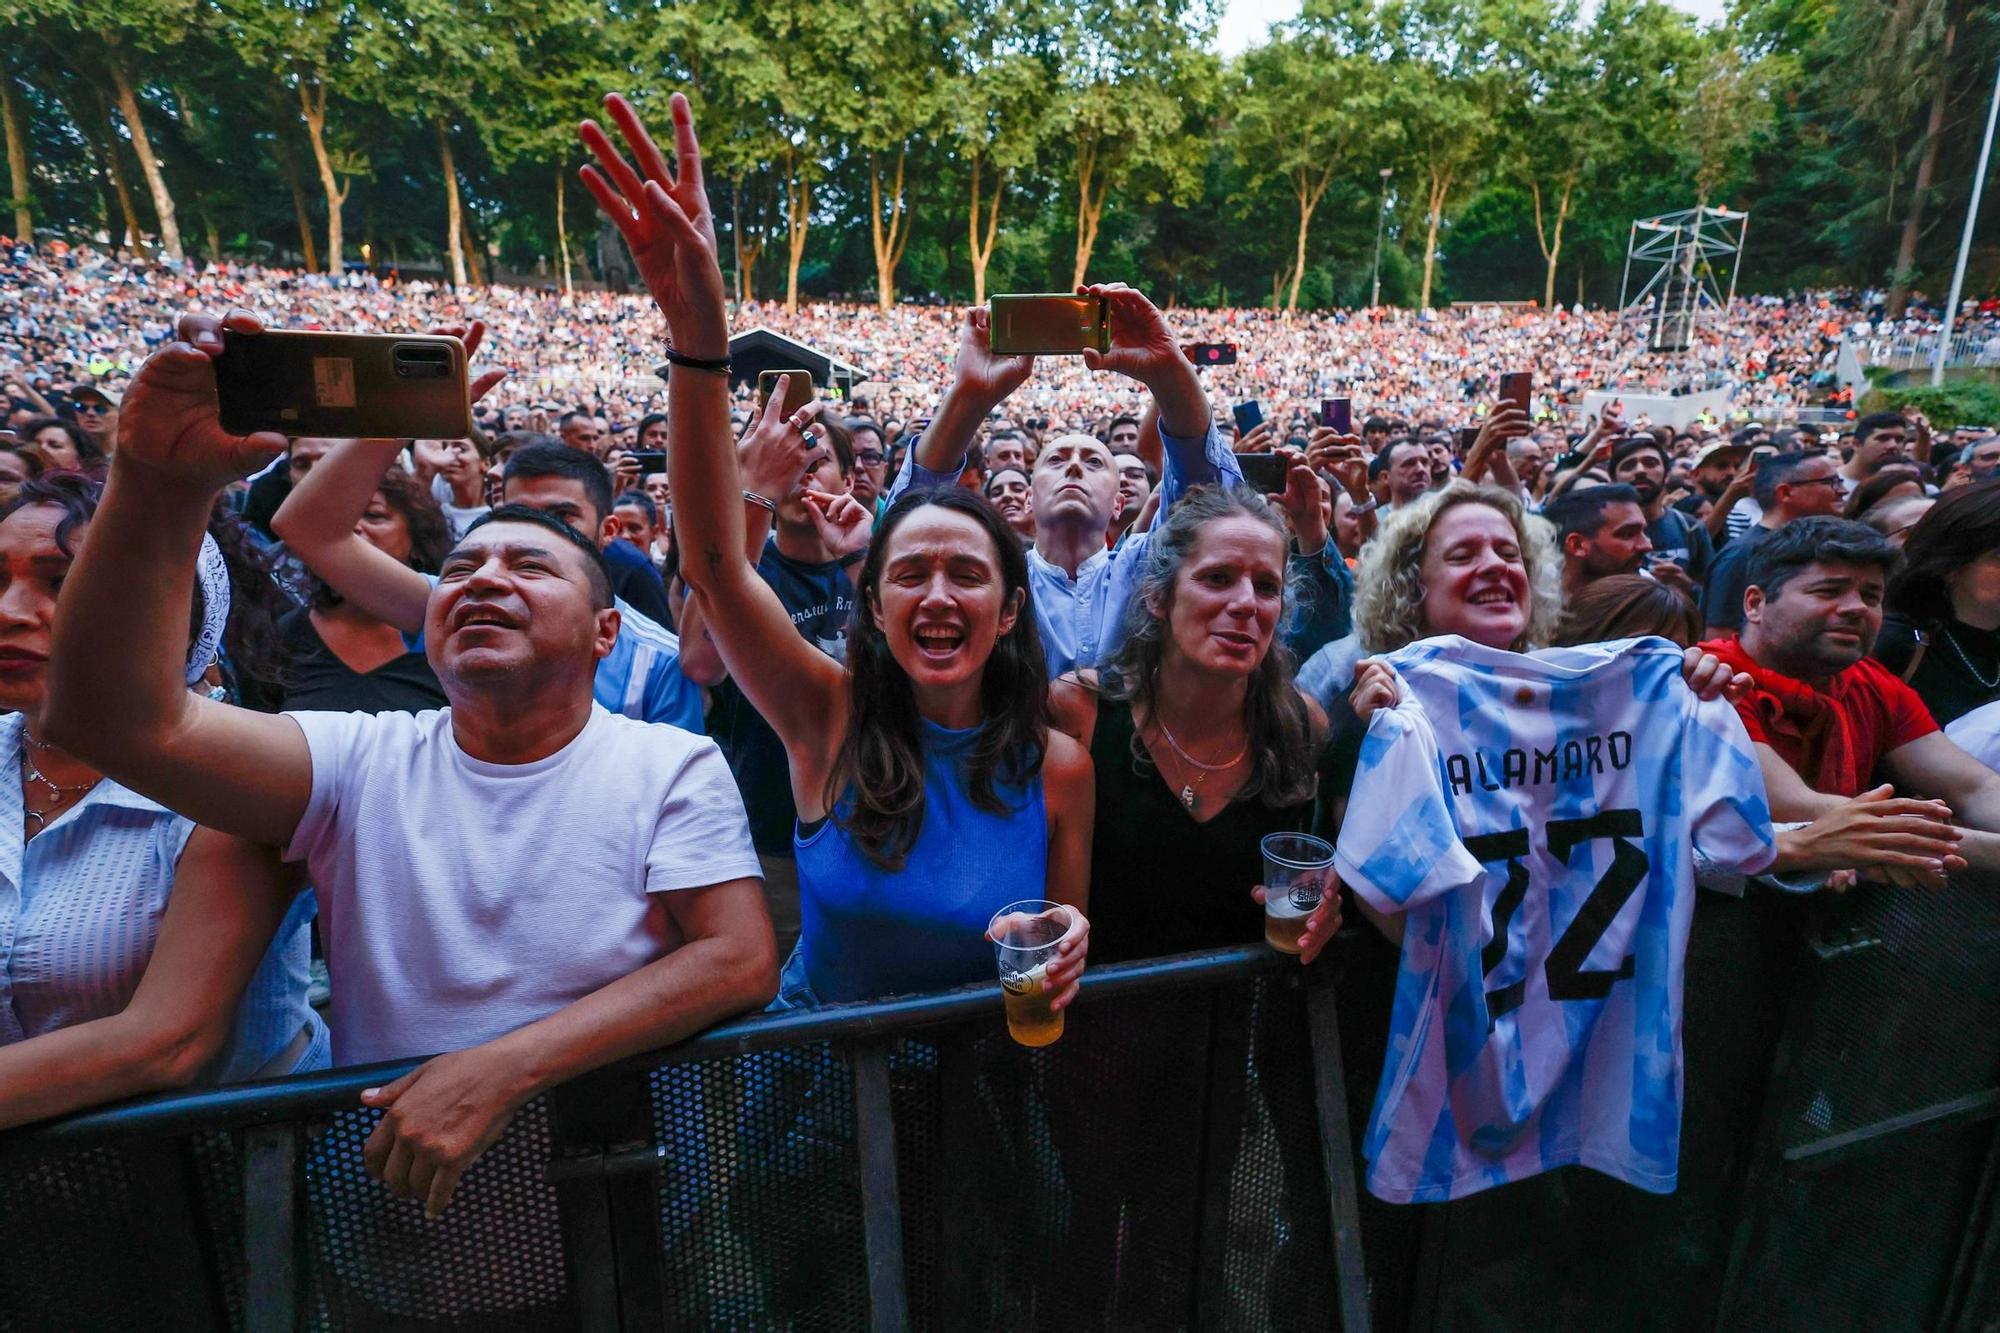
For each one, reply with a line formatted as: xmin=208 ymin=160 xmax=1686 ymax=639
xmin=1706 ymin=645 xmax=1940 ymax=796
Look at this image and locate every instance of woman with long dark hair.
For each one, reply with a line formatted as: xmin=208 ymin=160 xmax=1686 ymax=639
xmin=582 ymin=93 xmax=1091 ymax=1006
xmin=277 ymin=465 xmax=451 ymax=715
xmin=1051 ymin=483 xmax=1325 ymax=961
xmin=1876 ymin=478 xmax=2000 ymax=725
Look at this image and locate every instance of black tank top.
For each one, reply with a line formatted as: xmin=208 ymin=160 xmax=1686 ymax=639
xmin=1086 ymin=696 xmax=1314 ymax=964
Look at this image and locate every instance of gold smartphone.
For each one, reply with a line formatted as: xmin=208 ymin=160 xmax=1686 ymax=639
xmin=989 ymin=294 xmax=1110 ymax=356
xmin=215 ymin=330 xmax=470 ymax=439
xmin=756 ymin=369 xmax=817 ymax=417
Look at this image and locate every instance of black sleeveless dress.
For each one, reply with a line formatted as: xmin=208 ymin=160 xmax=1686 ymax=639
xmin=1085 ymin=696 xmax=1315 ymax=964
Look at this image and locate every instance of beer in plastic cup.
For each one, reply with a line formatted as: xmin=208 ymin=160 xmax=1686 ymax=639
xmin=1261 ymin=832 xmax=1335 ymax=956
xmin=990 ymin=899 xmax=1075 ymax=1048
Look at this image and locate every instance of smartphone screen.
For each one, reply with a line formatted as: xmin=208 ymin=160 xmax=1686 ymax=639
xmin=215 ymin=329 xmax=470 ymax=439
xmin=1232 ymin=401 xmax=1265 ymax=436
xmin=989 ymin=294 xmax=1110 ymax=356
xmin=1238 ymin=453 xmax=1289 ymax=492
xmin=632 ymin=450 xmax=667 ymax=476
xmin=756 ymin=369 xmax=816 ymax=417
xmin=1457 ymin=426 xmax=1480 ymax=454
xmin=1498 ymin=372 xmax=1532 ymax=414
xmin=1321 ymin=397 xmax=1353 ymax=434
xmin=1184 ymin=342 xmax=1238 ymax=366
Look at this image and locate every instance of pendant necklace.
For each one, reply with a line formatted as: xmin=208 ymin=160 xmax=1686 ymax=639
xmin=22 ymin=732 xmax=97 ymax=831
xmin=1154 ymin=711 xmax=1248 ymax=814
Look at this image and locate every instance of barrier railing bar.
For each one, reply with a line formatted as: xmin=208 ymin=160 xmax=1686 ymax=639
xmin=1780 ymin=1088 xmax=2000 ymax=1176
xmin=547 ymin=1077 xmax=631 ymax=1333
xmin=1308 ymin=979 xmax=1374 ymax=1333
xmin=120 ymin=1137 xmax=231 ymax=1327
xmin=1191 ymin=981 xmax=1250 ymax=1328
xmin=0 ymin=946 xmax=1284 ymax=1157
xmin=850 ymin=1039 xmax=910 ymax=1333
xmin=241 ymin=1125 xmax=299 ymax=1333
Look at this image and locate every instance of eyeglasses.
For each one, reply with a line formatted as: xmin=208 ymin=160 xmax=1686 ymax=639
xmin=855 ymin=451 xmax=886 ymax=466
xmin=73 ymin=401 xmax=108 ymax=415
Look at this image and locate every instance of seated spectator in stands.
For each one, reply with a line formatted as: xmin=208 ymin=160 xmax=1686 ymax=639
xmin=1544 ymin=483 xmax=1654 ymax=603
xmin=0 ymin=474 xmax=327 ymax=1129
xmin=676 ymin=384 xmax=857 ymax=950
xmin=583 ymin=92 xmax=1091 ymax=1006
xmin=276 ymin=431 xmax=704 ymax=731
xmin=1842 ymin=464 xmax=1924 ymax=522
xmin=277 ymin=465 xmax=450 ymax=715
xmin=1874 ymin=481 xmax=2000 ymax=725
xmin=1839 ymin=411 xmax=1910 ymax=488
xmin=1610 ymin=434 xmax=1713 ymax=592
xmin=888 ymin=294 xmax=1253 ymax=678
xmin=20 ymin=416 xmax=93 ymax=473
xmin=1555 ymin=573 xmax=1966 ymax=892
xmin=1701 ymin=450 xmax=1846 ymax=638
xmin=1699 ymin=518 xmax=2000 ymax=876
xmin=1051 ymin=485 xmax=1327 ymax=962
xmin=45 ymin=310 xmax=776 ymax=1212
xmin=984 ymin=465 xmax=1034 ymax=540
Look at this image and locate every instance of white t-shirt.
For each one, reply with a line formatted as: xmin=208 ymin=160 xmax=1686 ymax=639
xmin=1947 ymin=700 xmax=2000 ymax=770
xmin=284 ymin=704 xmax=761 ymax=1065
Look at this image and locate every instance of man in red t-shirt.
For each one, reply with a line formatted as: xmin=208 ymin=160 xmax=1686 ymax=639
xmin=1701 ymin=518 xmax=2000 ymax=876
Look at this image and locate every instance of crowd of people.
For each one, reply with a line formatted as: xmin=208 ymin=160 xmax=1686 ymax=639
xmin=1 ymin=90 xmax=1998 ymax=1317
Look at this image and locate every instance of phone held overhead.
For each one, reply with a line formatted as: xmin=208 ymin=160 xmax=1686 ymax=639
xmin=756 ymin=368 xmax=817 ymax=417
xmin=988 ymin=294 xmax=1111 ymax=356
xmin=215 ymin=329 xmax=471 ymax=440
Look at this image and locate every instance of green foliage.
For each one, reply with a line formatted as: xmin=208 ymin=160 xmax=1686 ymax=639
xmin=1866 ymin=380 xmax=2000 ymax=431
xmin=0 ymin=0 xmax=1993 ymax=303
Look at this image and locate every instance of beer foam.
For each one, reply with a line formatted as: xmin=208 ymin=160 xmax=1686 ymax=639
xmin=1266 ymin=893 xmax=1316 ymax=920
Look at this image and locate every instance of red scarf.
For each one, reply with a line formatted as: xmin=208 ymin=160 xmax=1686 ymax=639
xmin=1703 ymin=638 xmax=1867 ymax=796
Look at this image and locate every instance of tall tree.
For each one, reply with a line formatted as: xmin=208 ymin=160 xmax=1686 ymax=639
xmin=944 ymin=0 xmax=1059 ymax=302
xmin=1 ymin=69 xmax=30 ymax=241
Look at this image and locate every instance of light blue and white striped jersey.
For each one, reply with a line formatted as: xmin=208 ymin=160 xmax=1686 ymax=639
xmin=1334 ymin=636 xmax=1775 ymax=1203
xmin=421 ymin=574 xmax=703 ymax=733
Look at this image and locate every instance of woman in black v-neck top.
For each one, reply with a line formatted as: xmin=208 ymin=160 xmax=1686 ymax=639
xmin=1050 ymin=486 xmax=1328 ymax=964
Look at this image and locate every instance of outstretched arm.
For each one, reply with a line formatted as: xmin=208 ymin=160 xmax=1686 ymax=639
xmin=272 ymin=437 xmax=431 ymax=634
xmin=1080 ymin=283 xmax=1238 ymax=503
xmin=889 ymin=308 xmax=1033 ymax=503
xmin=44 ymin=311 xmax=312 ymax=847
xmin=579 ymin=93 xmax=848 ymax=783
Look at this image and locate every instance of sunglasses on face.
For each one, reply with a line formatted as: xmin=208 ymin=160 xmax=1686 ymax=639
xmin=74 ymin=401 xmax=108 ymax=415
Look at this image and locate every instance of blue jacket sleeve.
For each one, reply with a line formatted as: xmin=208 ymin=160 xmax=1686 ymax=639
xmin=1282 ymin=547 xmax=1354 ymax=662
xmin=883 ymin=432 xmax=965 ymax=508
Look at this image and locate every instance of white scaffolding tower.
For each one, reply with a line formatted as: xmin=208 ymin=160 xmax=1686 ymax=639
xmin=1617 ymin=207 xmax=1750 ymax=353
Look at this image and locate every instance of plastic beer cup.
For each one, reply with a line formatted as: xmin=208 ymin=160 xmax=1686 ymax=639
xmin=1261 ymin=832 xmax=1335 ymax=955
xmin=989 ymin=899 xmax=1075 ymax=1048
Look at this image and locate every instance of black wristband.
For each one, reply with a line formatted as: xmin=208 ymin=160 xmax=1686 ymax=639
xmin=657 ymin=347 xmax=731 ymax=376
xmin=838 ymin=547 xmax=868 ymax=568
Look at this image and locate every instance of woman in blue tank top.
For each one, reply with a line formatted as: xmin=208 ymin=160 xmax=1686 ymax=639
xmin=612 ymin=96 xmax=1094 ymax=1007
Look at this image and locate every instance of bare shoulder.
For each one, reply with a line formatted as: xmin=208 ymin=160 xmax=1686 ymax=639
xmin=1048 ymin=670 xmax=1101 ymax=745
xmin=1042 ymin=727 xmax=1095 ymax=798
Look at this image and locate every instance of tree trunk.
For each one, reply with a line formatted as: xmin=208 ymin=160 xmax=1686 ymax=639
xmin=275 ymin=141 xmax=318 ymax=272
xmin=1285 ymin=165 xmax=1335 ymax=314
xmin=203 ymin=212 xmax=220 ymax=262
xmin=437 ymin=121 xmax=467 ymax=288
xmin=1886 ymin=8 xmax=1959 ymax=317
xmin=1530 ymin=175 xmax=1574 ymax=310
xmin=2 ymin=76 xmax=30 ymax=241
xmin=1071 ymin=137 xmax=1109 ymax=289
xmin=110 ymin=61 xmax=181 ymax=261
xmin=298 ymin=80 xmax=347 ymax=273
xmin=556 ymin=164 xmax=572 ymax=295
xmin=784 ymin=161 xmax=810 ymax=314
xmin=1419 ymin=165 xmax=1453 ymax=309
xmin=868 ymin=147 xmax=909 ymax=312
xmin=967 ymin=152 xmax=1004 ymax=305
xmin=89 ymin=91 xmax=145 ymax=252
xmin=462 ymin=219 xmax=484 ymax=287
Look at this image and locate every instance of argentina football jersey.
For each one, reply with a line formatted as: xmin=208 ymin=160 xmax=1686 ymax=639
xmin=1334 ymin=635 xmax=1776 ymax=1203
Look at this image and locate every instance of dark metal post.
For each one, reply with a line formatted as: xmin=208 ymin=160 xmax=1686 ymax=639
xmin=242 ymin=1125 xmax=300 ymax=1333
xmin=1307 ymin=979 xmax=1373 ymax=1333
xmin=851 ymin=1039 xmax=910 ymax=1333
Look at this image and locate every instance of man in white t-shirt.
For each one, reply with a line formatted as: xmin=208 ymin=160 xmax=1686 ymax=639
xmin=46 ymin=310 xmax=776 ymax=1217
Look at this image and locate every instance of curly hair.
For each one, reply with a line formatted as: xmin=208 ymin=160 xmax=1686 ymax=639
xmin=1097 ymin=485 xmax=1318 ymax=808
xmin=206 ymin=499 xmax=293 ymax=711
xmin=1353 ymin=481 xmax=1564 ymax=654
xmin=308 ymin=467 xmax=452 ymax=611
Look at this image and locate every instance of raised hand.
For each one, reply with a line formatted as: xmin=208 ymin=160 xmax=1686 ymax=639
xmin=427 ymin=319 xmax=508 ymax=404
xmin=1305 ymin=427 xmax=1368 ymax=498
xmin=1273 ymin=447 xmax=1329 ymax=555
xmin=952 ymin=306 xmax=1034 ymax=406
xmin=1464 ymin=404 xmax=1531 ymax=483
xmin=1079 ymin=282 xmax=1207 ymax=437
xmin=1350 ymin=658 xmax=1400 ymax=720
xmin=115 ymin=310 xmax=287 ymax=490
xmin=738 ymin=376 xmax=821 ymax=503
xmin=578 ymin=93 xmax=727 ymax=356
xmin=1235 ymin=419 xmax=1276 ymax=453
xmin=802 ymin=488 xmax=873 ymax=560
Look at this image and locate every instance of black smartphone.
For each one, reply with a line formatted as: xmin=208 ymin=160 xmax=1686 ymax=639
xmin=1320 ymin=397 xmax=1353 ymax=434
xmin=1458 ymin=426 xmax=1480 ymax=454
xmin=1232 ymin=401 xmax=1265 ymax=436
xmin=216 ymin=329 xmax=471 ymax=439
xmin=1184 ymin=342 xmax=1238 ymax=367
xmin=1238 ymin=453 xmax=1289 ymax=491
xmin=632 ymin=450 xmax=667 ymax=476
xmin=1498 ymin=371 xmax=1532 ymax=414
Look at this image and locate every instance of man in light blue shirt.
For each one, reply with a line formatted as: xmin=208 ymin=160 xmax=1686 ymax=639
xmin=885 ymin=283 xmax=1244 ymax=678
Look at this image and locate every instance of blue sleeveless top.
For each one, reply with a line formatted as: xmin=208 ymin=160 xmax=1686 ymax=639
xmin=792 ymin=719 xmax=1048 ymax=1005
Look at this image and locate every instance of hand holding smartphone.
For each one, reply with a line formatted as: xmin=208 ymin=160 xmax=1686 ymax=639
xmin=988 ymin=294 xmax=1111 ymax=356
xmin=215 ymin=329 xmax=471 ymax=439
xmin=1320 ymin=397 xmax=1353 ymax=435
xmin=757 ymin=369 xmax=816 ymax=417
xmin=1498 ymin=371 xmax=1532 ymax=415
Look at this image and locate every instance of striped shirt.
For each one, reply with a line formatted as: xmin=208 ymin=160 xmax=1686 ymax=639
xmin=0 ymin=714 xmax=328 ymax=1082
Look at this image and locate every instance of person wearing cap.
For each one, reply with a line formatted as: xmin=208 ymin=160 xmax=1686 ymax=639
xmin=1609 ymin=433 xmax=1713 ymax=598
xmin=68 ymin=383 xmax=118 ymax=456
xmin=1697 ymin=434 xmax=1764 ymax=545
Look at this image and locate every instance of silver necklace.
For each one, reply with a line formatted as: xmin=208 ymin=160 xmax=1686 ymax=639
xmin=22 ymin=732 xmax=97 ymax=830
xmin=1942 ymin=627 xmax=2000 ymax=691
xmin=1152 ymin=708 xmax=1248 ymax=813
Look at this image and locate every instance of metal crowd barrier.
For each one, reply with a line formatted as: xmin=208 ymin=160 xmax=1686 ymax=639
xmin=3 ymin=872 xmax=1999 ymax=1332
